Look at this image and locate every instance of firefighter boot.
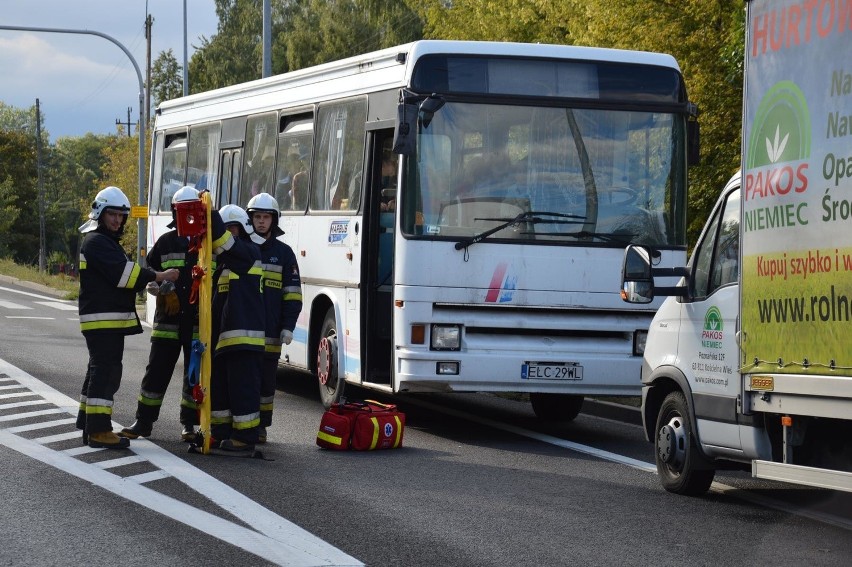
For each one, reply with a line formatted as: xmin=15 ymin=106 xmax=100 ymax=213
xmin=88 ymin=431 xmax=130 ymax=450
xmin=119 ymin=419 xmax=153 ymax=439
xmin=257 ymin=427 xmax=267 ymax=444
xmin=181 ymin=424 xmax=197 ymax=443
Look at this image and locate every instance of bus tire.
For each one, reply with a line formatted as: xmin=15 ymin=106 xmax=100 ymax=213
xmin=316 ymin=307 xmax=342 ymax=409
xmin=655 ymin=391 xmax=715 ymax=496
xmin=530 ymin=393 xmax=583 ymax=422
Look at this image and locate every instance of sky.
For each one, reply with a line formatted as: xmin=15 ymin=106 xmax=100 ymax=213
xmin=0 ymin=0 xmax=219 ymax=142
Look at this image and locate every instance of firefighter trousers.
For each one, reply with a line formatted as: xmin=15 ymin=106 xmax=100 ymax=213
xmin=260 ymin=356 xmax=279 ymax=428
xmin=210 ymin=350 xmax=262 ymax=444
xmin=77 ymin=334 xmax=125 ymax=434
xmin=135 ymin=335 xmax=197 ymax=426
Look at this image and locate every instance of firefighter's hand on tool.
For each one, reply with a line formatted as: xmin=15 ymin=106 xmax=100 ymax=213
xmin=157 ymin=268 xmax=179 ymax=283
xmin=146 ymin=281 xmax=160 ymax=296
xmin=163 ymin=292 xmax=181 ymax=316
xmin=280 ymin=329 xmax=293 ymax=345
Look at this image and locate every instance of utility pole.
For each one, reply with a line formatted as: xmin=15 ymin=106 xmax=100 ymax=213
xmin=36 ymin=98 xmax=45 ymax=273
xmin=115 ymin=106 xmax=134 ymax=136
xmin=183 ymin=0 xmax=188 ymax=96
xmin=145 ymin=13 xmax=152 ymax=127
xmin=263 ymin=0 xmax=271 ymax=78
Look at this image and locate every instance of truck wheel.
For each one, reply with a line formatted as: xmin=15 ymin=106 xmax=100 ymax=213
xmin=655 ymin=391 xmax=715 ymax=496
xmin=530 ymin=393 xmax=584 ymax=422
xmin=316 ymin=307 xmax=342 ymax=409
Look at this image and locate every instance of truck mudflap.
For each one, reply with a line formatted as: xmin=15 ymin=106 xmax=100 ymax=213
xmin=752 ymin=460 xmax=852 ymax=493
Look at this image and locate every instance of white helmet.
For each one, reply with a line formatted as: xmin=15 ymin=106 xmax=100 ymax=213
xmin=167 ymin=185 xmax=201 ymax=228
xmin=79 ymin=186 xmax=130 ymax=233
xmin=219 ymin=204 xmax=265 ymax=245
xmin=246 ymin=192 xmax=283 ymax=236
xmin=172 ymin=185 xmax=200 ymax=204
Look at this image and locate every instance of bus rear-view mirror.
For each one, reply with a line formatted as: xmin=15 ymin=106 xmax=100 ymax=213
xmin=621 ymin=245 xmax=654 ymax=303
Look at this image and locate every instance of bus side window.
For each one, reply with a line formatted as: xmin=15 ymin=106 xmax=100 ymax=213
xmin=311 ymin=98 xmax=367 ymax=211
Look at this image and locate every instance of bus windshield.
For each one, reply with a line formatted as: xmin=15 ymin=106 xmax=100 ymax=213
xmin=401 ymin=101 xmax=686 ymax=248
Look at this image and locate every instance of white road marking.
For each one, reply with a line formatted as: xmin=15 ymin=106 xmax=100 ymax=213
xmin=0 ymin=408 xmax=66 ymax=422
xmin=7 ymin=417 xmax=77 ymax=432
xmin=1 ymin=391 xmax=41 ymax=400
xmin=34 ymin=301 xmax=78 ymax=311
xmin=33 ymin=430 xmax=84 ymax=444
xmin=93 ymin=454 xmax=147 ymax=469
xmin=0 ymin=358 xmax=363 ymax=567
xmin=0 ymin=300 xmax=31 ymax=309
xmin=0 ymin=399 xmax=52 ymax=410
xmin=5 ymin=316 xmax=54 ymax=320
xmin=0 ymin=286 xmax=62 ymax=300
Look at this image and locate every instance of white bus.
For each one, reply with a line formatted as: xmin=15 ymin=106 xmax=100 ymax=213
xmin=147 ymin=40 xmax=698 ymax=419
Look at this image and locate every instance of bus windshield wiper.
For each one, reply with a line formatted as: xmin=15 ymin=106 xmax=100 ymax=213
xmin=532 ymin=230 xmax=636 ymax=246
xmin=454 ymin=211 xmax=585 ymax=251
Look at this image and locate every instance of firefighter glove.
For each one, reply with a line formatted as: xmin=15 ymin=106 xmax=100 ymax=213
xmin=280 ymin=329 xmax=293 ymax=345
xmin=158 ymin=280 xmax=176 ymax=295
xmin=146 ymin=281 xmax=160 ymax=296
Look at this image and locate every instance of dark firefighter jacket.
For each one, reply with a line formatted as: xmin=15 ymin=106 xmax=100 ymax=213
xmin=210 ymin=211 xmax=266 ymax=356
xmin=148 ymin=229 xmax=199 ymax=341
xmin=78 ymin=226 xmax=156 ymax=335
xmin=257 ymin=237 xmax=303 ymax=358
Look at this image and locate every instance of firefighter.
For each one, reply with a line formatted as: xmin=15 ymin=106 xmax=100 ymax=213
xmin=209 ymin=204 xmax=266 ymax=452
xmin=120 ymin=186 xmax=201 ymax=442
xmin=246 ymin=192 xmax=303 ymax=443
xmin=77 ymin=186 xmax=179 ymax=449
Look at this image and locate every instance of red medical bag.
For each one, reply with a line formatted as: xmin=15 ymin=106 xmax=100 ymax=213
xmin=316 ymin=400 xmax=405 ymax=451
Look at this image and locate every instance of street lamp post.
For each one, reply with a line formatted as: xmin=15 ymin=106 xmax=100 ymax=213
xmin=0 ymin=25 xmax=148 ymax=265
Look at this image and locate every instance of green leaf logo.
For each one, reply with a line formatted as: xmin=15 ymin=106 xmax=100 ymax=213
xmin=704 ymin=306 xmax=723 ymax=332
xmin=746 ymin=81 xmax=810 ymax=168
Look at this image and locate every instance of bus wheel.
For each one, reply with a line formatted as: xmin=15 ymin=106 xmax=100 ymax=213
xmin=655 ymin=391 xmax=715 ymax=496
xmin=316 ymin=308 xmax=342 ymax=408
xmin=530 ymin=393 xmax=583 ymax=422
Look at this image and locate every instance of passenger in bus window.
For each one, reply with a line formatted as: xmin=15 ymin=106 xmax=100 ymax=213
xmin=120 ymin=186 xmax=202 ymax=444
xmin=246 ymin=193 xmax=303 ymax=443
xmin=380 ymin=147 xmax=398 ymax=212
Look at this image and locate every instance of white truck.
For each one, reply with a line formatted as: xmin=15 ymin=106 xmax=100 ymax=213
xmin=620 ymin=0 xmax=852 ymax=495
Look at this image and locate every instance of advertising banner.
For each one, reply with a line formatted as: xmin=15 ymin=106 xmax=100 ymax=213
xmin=741 ymin=0 xmax=852 ymax=375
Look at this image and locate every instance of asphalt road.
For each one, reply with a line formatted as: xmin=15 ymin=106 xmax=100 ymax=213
xmin=1 ymin=276 xmax=851 ymax=566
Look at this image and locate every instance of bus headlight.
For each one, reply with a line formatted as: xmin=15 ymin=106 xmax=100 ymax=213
xmin=431 ymin=324 xmax=461 ymax=350
xmin=633 ymin=330 xmax=648 ymax=356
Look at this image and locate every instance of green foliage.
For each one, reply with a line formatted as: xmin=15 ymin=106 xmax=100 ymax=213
xmin=98 ymin=134 xmax=147 ymax=259
xmin=285 ymin=0 xmax=423 ymax=70
xmin=0 ymin=129 xmax=36 ymax=263
xmin=189 ymin=0 xmax=265 ymax=91
xmin=150 ymin=49 xmax=185 ymax=107
xmin=188 ymin=0 xmax=423 ymax=90
xmin=0 ymin=101 xmax=50 ymax=144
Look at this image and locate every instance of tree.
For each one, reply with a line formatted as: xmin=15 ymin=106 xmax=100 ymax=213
xmin=0 ymin=129 xmax=36 ymax=262
xmin=188 ymin=0 xmax=424 ymax=91
xmin=150 ymin=49 xmax=184 ymax=108
xmin=285 ymin=0 xmax=423 ymax=70
xmin=189 ymin=0 xmax=265 ymax=92
xmin=45 ymin=134 xmax=114 ymax=265
xmin=97 ymin=133 xmax=148 ymax=259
